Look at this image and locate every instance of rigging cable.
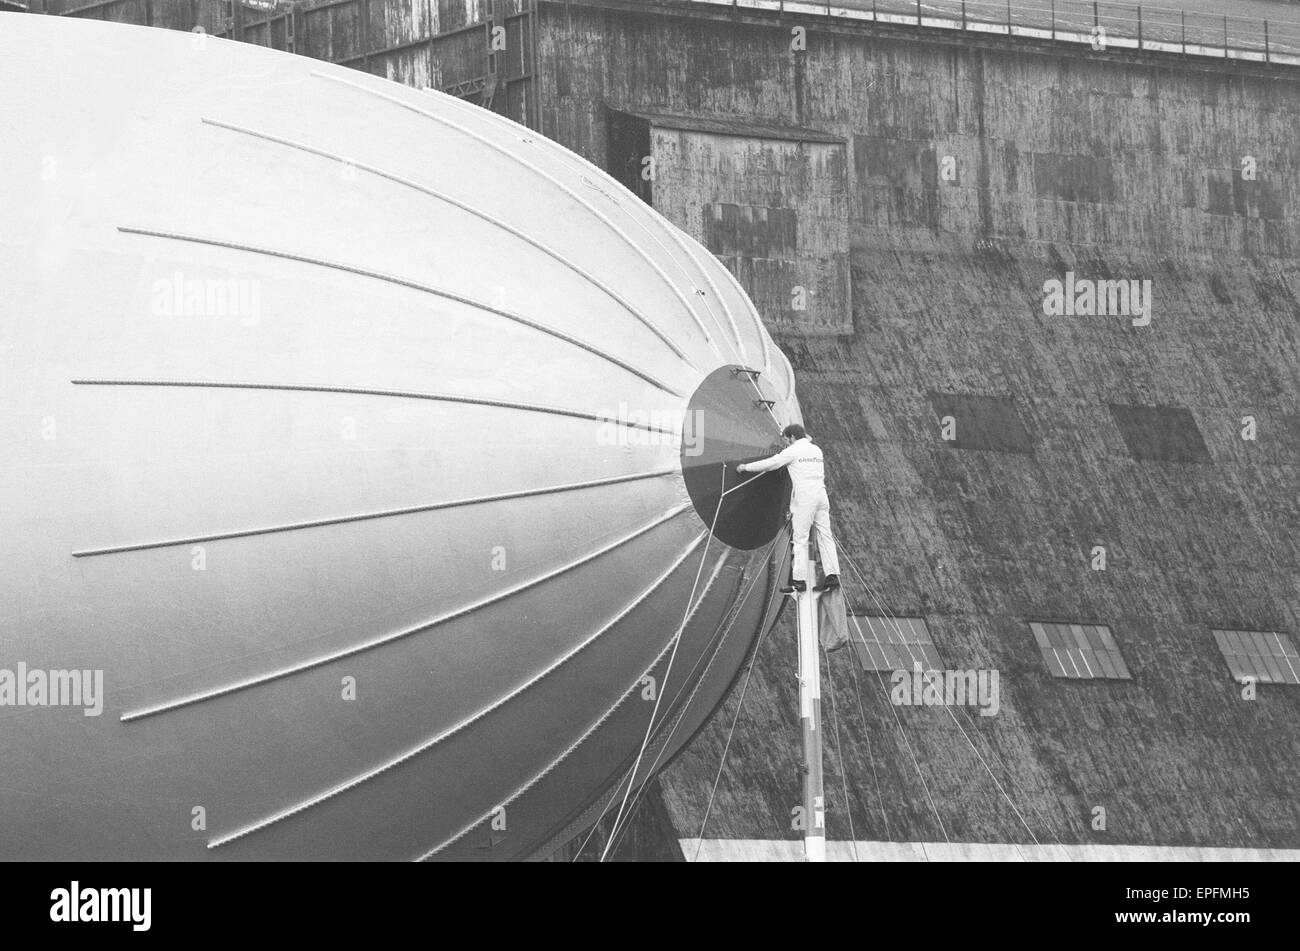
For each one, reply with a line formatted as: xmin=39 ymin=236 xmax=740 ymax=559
xmin=610 ymin=534 xmax=785 ymax=861
xmin=839 ymin=549 xmax=1061 ymax=856
xmin=844 ymin=641 xmax=891 ymax=839
xmin=842 ymin=550 xmax=1042 ymax=849
xmin=848 ymin=604 xmax=951 ymax=849
xmin=595 ymin=466 xmax=767 ymax=861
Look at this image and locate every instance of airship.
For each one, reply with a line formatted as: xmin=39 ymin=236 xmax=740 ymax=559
xmin=0 ymin=13 xmax=799 ymax=859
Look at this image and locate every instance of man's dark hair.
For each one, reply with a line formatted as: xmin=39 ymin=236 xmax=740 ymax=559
xmin=782 ymin=423 xmax=807 ymax=440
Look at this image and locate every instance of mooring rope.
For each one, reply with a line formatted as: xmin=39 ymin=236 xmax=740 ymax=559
xmin=576 ymin=464 xmax=1059 ymax=862
xmin=607 ymin=533 xmax=785 ymax=860
xmin=687 ymin=550 xmax=784 ymax=861
xmin=597 ymin=464 xmax=764 ymax=861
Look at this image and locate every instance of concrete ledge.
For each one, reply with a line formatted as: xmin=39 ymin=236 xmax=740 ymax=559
xmin=682 ymin=839 xmax=1300 ymax=861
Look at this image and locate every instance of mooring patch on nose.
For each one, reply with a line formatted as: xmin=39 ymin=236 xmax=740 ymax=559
xmin=680 ymin=366 xmax=790 ymax=551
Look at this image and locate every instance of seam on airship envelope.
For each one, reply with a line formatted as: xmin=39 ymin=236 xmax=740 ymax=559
xmin=519 ymin=131 xmax=748 ymax=362
xmin=421 ymin=545 xmax=763 ymax=861
xmin=437 ymin=91 xmax=757 ymax=370
xmin=119 ymin=502 xmax=695 ymax=723
xmin=115 ymin=227 xmax=684 ymax=397
xmin=601 ymin=465 xmax=730 ymax=857
xmin=646 ymin=543 xmax=780 ymax=736
xmin=448 ymin=552 xmax=771 ymax=863
xmin=207 ymin=531 xmax=716 ymax=851
xmin=664 ymin=228 xmax=746 ymax=359
xmin=526 ymin=534 xmax=786 ymax=863
xmin=598 ymin=534 xmax=790 ymax=859
xmin=779 ymin=347 xmax=795 ymax=400
xmin=595 ymin=493 xmax=774 ymax=857
xmin=65 ymin=440 xmax=677 ymax=557
xmin=70 ymin=378 xmax=681 ymax=437
xmin=509 ymin=126 xmax=744 ymax=363
xmin=196 ymin=117 xmax=697 ymax=368
xmin=711 ymin=250 xmax=772 ymax=375
xmin=310 ymin=70 xmax=725 ymax=366
xmin=422 ymin=85 xmax=750 ymax=364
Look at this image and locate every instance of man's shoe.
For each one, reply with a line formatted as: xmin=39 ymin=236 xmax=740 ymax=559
xmin=780 ymin=580 xmax=807 ymax=593
xmin=814 ymin=574 xmax=840 ymax=592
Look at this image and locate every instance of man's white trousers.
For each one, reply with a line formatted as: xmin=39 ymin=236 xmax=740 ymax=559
xmin=790 ymin=487 xmax=840 ymax=582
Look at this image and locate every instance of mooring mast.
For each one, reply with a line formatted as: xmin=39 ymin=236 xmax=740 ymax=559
xmin=791 ymin=544 xmax=826 ymax=862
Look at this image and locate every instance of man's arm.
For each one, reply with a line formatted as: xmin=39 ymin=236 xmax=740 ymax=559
xmin=737 ymin=445 xmax=794 ymax=474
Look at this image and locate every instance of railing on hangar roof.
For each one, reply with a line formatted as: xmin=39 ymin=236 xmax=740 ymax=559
xmin=675 ymin=0 xmax=1300 ymax=67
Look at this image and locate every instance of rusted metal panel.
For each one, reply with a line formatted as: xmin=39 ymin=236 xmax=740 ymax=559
xmin=301 ymin=0 xmax=381 ymax=64
xmin=43 ymin=0 xmax=151 ymax=22
xmin=380 ymin=43 xmax=434 ymax=86
xmin=634 ymin=119 xmax=851 ymax=335
xmin=425 ymin=23 xmax=489 ymax=86
xmin=436 ymin=0 xmax=484 ymax=31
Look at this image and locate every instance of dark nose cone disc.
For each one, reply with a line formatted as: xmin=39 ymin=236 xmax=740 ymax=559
xmin=681 ymin=366 xmax=791 ymax=550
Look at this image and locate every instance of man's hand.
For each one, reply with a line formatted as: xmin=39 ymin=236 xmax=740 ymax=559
xmin=735 ymin=462 xmax=749 ymax=473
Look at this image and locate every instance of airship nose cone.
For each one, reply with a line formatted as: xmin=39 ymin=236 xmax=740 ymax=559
xmin=681 ymin=366 xmax=791 ymax=551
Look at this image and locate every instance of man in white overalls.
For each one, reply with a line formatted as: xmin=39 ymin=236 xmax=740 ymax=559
xmin=737 ymin=423 xmax=841 ymax=593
